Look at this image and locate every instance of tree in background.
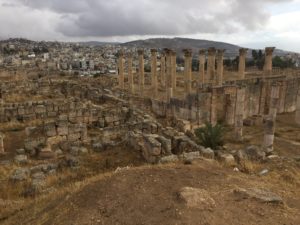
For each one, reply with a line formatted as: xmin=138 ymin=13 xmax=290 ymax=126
xmin=272 ymin=56 xmax=295 ymax=69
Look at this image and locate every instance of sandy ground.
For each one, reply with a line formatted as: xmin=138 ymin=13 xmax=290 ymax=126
xmin=2 ymin=159 xmax=300 ymax=225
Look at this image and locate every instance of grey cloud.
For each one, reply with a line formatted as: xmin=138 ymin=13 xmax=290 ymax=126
xmin=10 ymin=0 xmax=294 ymax=37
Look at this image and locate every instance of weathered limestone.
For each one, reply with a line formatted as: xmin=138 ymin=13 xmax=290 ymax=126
xmin=259 ymin=82 xmax=267 ymax=115
xmin=210 ymin=88 xmax=217 ymax=125
xmin=235 ymin=87 xmax=246 ymax=141
xmin=160 ymin=53 xmax=166 ymax=86
xmin=207 ymin=48 xmax=216 ymax=82
xmin=151 ymin=49 xmax=158 ymax=97
xmin=138 ymin=49 xmax=145 ymax=96
xmin=263 ymin=84 xmax=280 ymax=152
xmin=127 ymin=52 xmax=134 ymax=94
xmin=199 ymin=49 xmax=206 ymax=85
xmin=238 ymin=48 xmax=248 ymax=79
xmin=183 ymin=49 xmax=192 ymax=96
xmin=0 ymin=133 xmax=4 ymax=154
xmin=296 ymin=88 xmax=300 ymax=125
xmin=225 ymin=88 xmax=236 ymax=125
xmin=216 ymin=49 xmax=225 ymax=86
xmin=171 ymin=50 xmax=177 ymax=91
xmin=165 ymin=49 xmax=173 ymax=102
xmin=264 ymin=47 xmax=275 ymax=76
xmin=118 ymin=50 xmax=124 ymax=89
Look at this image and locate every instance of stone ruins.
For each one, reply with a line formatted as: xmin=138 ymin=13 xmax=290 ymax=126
xmin=1 ymin=46 xmax=300 ymax=166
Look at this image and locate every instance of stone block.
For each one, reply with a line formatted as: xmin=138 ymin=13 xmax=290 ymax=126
xmin=67 ymin=132 xmax=81 ymax=141
xmin=35 ymin=105 xmax=46 ymax=114
xmin=156 ymin=136 xmax=172 ymax=155
xmin=44 ymin=122 xmax=57 ymax=137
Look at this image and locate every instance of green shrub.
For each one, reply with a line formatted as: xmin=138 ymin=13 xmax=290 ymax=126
xmin=194 ymin=122 xmax=224 ymax=150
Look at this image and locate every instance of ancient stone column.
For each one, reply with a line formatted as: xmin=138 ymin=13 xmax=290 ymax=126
xmin=210 ymin=88 xmax=217 ymax=126
xmin=238 ymin=48 xmax=248 ymax=79
xmin=171 ymin=50 xmax=177 ymax=91
xmin=118 ymin=50 xmax=124 ymax=89
xmin=207 ymin=47 xmax=216 ymax=82
xmin=151 ymin=49 xmax=158 ymax=97
xmin=263 ymin=84 xmax=280 ymax=152
xmin=263 ymin=47 xmax=275 ymax=76
xmin=127 ymin=52 xmax=134 ymax=94
xmin=165 ymin=49 xmax=173 ymax=102
xmin=235 ymin=87 xmax=246 ymax=141
xmin=160 ymin=53 xmax=166 ymax=86
xmin=216 ymin=49 xmax=225 ymax=86
xmin=296 ymin=89 xmax=300 ymax=125
xmin=225 ymin=90 xmax=236 ymax=126
xmin=138 ymin=49 xmax=145 ymax=96
xmin=183 ymin=49 xmax=192 ymax=96
xmin=0 ymin=133 xmax=4 ymax=154
xmin=199 ymin=49 xmax=206 ymax=85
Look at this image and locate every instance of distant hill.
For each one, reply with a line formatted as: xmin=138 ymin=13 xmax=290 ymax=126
xmin=122 ymin=37 xmax=298 ymax=58
xmin=77 ymin=41 xmax=120 ymax=46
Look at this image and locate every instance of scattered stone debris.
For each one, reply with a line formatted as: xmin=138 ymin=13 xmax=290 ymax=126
xmin=10 ymin=168 xmax=30 ymax=182
xmin=217 ymin=152 xmax=236 ymax=166
xmin=235 ymin=145 xmax=266 ymax=162
xmin=178 ymin=187 xmax=216 ymax=209
xmin=233 ymin=188 xmax=283 ymax=204
xmin=259 ymin=169 xmax=269 ymax=176
xmin=14 ymin=155 xmax=28 ymax=164
xmin=159 ymin=155 xmax=179 ymax=164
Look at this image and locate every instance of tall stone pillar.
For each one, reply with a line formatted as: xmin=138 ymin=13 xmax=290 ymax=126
xmin=0 ymin=133 xmax=4 ymax=154
xmin=171 ymin=50 xmax=177 ymax=91
xmin=160 ymin=53 xmax=166 ymax=86
xmin=207 ymin=47 xmax=216 ymax=82
xmin=238 ymin=48 xmax=248 ymax=79
xmin=183 ymin=49 xmax=192 ymax=96
xmin=138 ymin=49 xmax=145 ymax=96
xmin=127 ymin=52 xmax=134 ymax=94
xmin=295 ymin=88 xmax=300 ymax=125
xmin=225 ymin=91 xmax=236 ymax=125
xmin=263 ymin=47 xmax=275 ymax=76
xmin=165 ymin=49 xmax=173 ymax=102
xmin=118 ymin=50 xmax=124 ymax=89
xmin=263 ymin=84 xmax=280 ymax=153
xmin=199 ymin=49 xmax=206 ymax=85
xmin=151 ymin=49 xmax=158 ymax=97
xmin=235 ymin=87 xmax=246 ymax=141
xmin=216 ymin=49 xmax=225 ymax=86
xmin=210 ymin=88 xmax=217 ymax=126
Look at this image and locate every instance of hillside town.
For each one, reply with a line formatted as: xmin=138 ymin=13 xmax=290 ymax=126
xmin=1 ymin=38 xmax=300 ymax=77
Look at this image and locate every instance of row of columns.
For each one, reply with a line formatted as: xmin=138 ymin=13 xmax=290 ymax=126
xmin=232 ymin=83 xmax=280 ymax=151
xmin=117 ymin=47 xmax=276 ymax=97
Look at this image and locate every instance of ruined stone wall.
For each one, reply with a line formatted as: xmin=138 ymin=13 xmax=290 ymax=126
xmin=150 ymin=76 xmax=300 ymax=126
xmin=24 ymin=116 xmax=88 ymax=157
xmin=0 ymin=98 xmax=129 ymax=128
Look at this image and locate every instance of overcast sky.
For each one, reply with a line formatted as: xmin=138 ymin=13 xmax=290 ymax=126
xmin=0 ymin=0 xmax=300 ymax=52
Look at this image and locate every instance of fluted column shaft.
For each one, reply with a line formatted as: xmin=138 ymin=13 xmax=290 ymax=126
xmin=151 ymin=49 xmax=158 ymax=97
xmin=138 ymin=49 xmax=145 ymax=96
xmin=127 ymin=52 xmax=134 ymax=94
xmin=183 ymin=49 xmax=192 ymax=96
xmin=264 ymin=47 xmax=275 ymax=77
xmin=216 ymin=49 xmax=225 ymax=86
xmin=207 ymin=47 xmax=216 ymax=82
xmin=199 ymin=49 xmax=206 ymax=85
xmin=238 ymin=48 xmax=248 ymax=79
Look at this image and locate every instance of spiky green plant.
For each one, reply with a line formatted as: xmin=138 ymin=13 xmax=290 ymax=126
xmin=194 ymin=122 xmax=224 ymax=150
